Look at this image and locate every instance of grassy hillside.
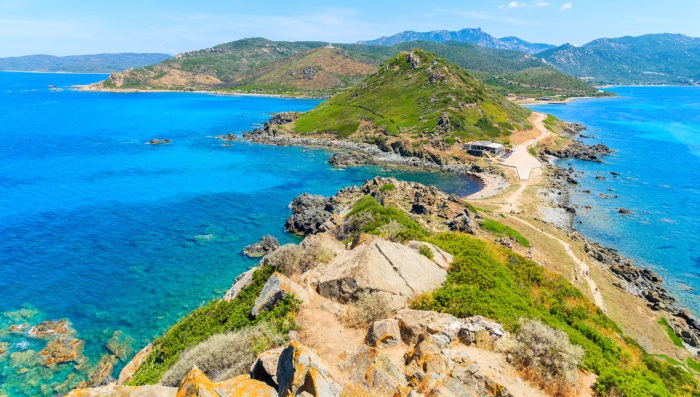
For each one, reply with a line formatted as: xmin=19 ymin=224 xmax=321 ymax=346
xmin=483 ymin=66 xmax=607 ymax=97
xmin=540 ymin=34 xmax=700 ymax=85
xmin=293 ymin=49 xmax=531 ymax=141
xmin=94 ymin=38 xmax=601 ymax=98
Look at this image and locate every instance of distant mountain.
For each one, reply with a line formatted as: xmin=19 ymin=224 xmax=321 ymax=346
xmin=294 ymin=49 xmax=531 ymax=141
xmin=0 ymin=53 xmax=172 ymax=73
xmin=540 ymin=33 xmax=700 ymax=85
xmin=358 ymin=28 xmax=555 ymax=54
xmin=93 ymin=37 xmax=597 ymax=99
xmin=95 ymin=39 xmax=378 ymax=96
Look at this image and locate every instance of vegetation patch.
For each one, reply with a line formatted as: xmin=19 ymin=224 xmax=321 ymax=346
xmin=379 ymin=183 xmax=396 ymax=193
xmin=658 ymin=317 xmax=684 ymax=347
xmin=346 ymin=195 xmax=428 ymax=242
xmin=479 ymin=219 xmax=531 ymax=247
xmin=127 ymin=265 xmax=298 ymax=385
xmin=413 ymin=232 xmax=698 ymax=396
xmin=418 ymin=245 xmax=435 ymax=260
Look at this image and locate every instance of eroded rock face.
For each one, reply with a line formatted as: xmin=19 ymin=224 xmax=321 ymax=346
xmin=250 ymin=348 xmax=285 ymax=389
xmin=316 ymin=239 xmax=447 ymax=304
xmin=117 ymin=343 xmax=153 ymax=385
xmin=276 ymin=342 xmax=342 ymax=397
xmin=215 ymin=374 xmax=279 ymax=397
xmin=251 ymin=273 xmax=308 ymax=317
xmin=177 ymin=367 xmax=217 ymax=397
xmin=223 ymin=267 xmax=258 ymax=302
xmin=285 ymin=194 xmax=335 ymax=236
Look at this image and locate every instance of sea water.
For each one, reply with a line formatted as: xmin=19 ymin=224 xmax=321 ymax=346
xmin=0 ymin=72 xmax=480 ymax=395
xmin=529 ymin=86 xmax=700 ymax=316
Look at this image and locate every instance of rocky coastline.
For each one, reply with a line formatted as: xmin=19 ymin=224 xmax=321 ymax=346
xmin=237 ymin=112 xmax=503 ymax=194
xmin=535 ymin=124 xmax=700 ymax=353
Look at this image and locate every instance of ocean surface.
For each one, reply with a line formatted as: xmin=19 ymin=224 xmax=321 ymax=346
xmin=529 ymin=86 xmax=700 ymax=316
xmin=0 ymin=72 xmax=480 ymax=396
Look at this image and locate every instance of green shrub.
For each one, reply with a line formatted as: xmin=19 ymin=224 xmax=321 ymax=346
xmin=160 ymin=322 xmax=286 ymax=386
xmin=379 ymin=183 xmax=396 ymax=193
xmin=418 ymin=245 xmax=435 ymax=260
xmin=127 ymin=265 xmax=298 ymax=385
xmin=479 ymin=219 xmax=531 ymax=247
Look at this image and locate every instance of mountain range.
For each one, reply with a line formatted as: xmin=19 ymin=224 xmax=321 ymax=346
xmin=358 ymin=28 xmax=555 ymax=54
xmin=0 ymin=53 xmax=171 ymax=74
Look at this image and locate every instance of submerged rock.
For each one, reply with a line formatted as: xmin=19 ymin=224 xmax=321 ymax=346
xmin=40 ymin=336 xmax=83 ymax=367
xmin=28 ymin=319 xmax=73 ymax=338
xmin=146 ymin=138 xmax=171 ymax=145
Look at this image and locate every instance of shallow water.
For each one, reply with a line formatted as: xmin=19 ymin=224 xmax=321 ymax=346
xmin=529 ymin=86 xmax=700 ymax=316
xmin=0 ymin=72 xmax=480 ymax=395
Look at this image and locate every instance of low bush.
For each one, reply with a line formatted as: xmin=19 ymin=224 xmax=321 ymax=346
xmin=508 ymin=319 xmax=584 ymax=396
xmin=161 ymin=322 xmax=286 ymax=386
xmin=418 ymin=245 xmax=435 ymax=260
xmin=127 ymin=265 xmax=298 ymax=385
xmin=263 ymin=238 xmax=336 ymax=277
xmin=658 ymin=317 xmax=683 ymax=347
xmin=379 ymin=183 xmax=396 ymax=193
xmin=345 ymin=293 xmax=393 ymax=329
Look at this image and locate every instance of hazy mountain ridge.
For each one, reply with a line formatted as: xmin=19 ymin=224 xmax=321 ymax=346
xmin=358 ymin=27 xmax=555 ymax=54
xmin=0 ymin=53 xmax=172 ymax=73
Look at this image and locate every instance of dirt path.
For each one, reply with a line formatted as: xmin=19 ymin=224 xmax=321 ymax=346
xmin=491 ymin=112 xmax=607 ymax=312
xmin=506 ymin=215 xmax=607 ymax=312
xmin=501 ymin=113 xmax=550 ymax=181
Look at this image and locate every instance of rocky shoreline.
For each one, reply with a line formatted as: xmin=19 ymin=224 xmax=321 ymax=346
xmin=236 ymin=112 xmax=505 ymax=196
xmin=535 ymin=125 xmax=700 ymax=353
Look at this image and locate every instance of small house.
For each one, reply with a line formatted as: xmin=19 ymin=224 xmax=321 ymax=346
xmin=464 ymin=141 xmax=505 ymax=157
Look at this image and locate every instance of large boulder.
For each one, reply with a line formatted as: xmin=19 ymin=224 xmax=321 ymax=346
xmin=366 ymin=319 xmax=401 ymax=348
xmin=223 ymin=267 xmax=257 ymax=302
xmin=276 ymin=342 xmax=342 ymax=397
xmin=250 ymin=348 xmax=284 ymax=389
xmin=176 ymin=367 xmax=218 ymax=397
xmin=316 ymin=239 xmax=447 ymax=304
xmin=395 ymin=310 xmax=460 ymax=346
xmin=251 ymin=273 xmax=308 ymax=317
xmin=65 ymin=385 xmax=176 ymax=397
xmin=215 ymin=374 xmax=278 ymax=397
xmin=285 ymin=193 xmax=335 ymax=236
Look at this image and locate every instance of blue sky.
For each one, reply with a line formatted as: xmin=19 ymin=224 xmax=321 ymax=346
xmin=0 ymin=0 xmax=698 ymax=57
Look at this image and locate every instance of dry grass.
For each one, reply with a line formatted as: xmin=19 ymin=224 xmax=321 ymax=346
xmin=263 ymin=238 xmax=336 ymax=277
xmin=344 ymin=293 xmax=393 ymax=329
xmin=504 ymin=319 xmax=584 ymax=396
xmin=160 ymin=322 xmax=285 ymax=386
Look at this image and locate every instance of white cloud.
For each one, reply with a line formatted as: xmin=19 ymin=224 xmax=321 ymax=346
xmin=534 ymin=1 xmax=551 ymax=6
xmin=560 ymin=2 xmax=573 ymax=11
xmin=500 ymin=1 xmax=551 ymax=9
xmin=507 ymin=1 xmax=522 ymax=8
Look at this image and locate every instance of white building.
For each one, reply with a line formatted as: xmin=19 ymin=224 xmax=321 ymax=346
xmin=464 ymin=141 xmax=505 ymax=157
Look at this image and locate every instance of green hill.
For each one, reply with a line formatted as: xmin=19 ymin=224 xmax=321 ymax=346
xmin=293 ymin=49 xmax=531 ymax=141
xmin=540 ymin=34 xmax=700 ymax=85
xmin=93 ymin=38 xmax=600 ymax=98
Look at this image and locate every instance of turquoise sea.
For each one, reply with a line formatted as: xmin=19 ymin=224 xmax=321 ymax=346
xmin=0 ymin=72 xmax=480 ymax=396
xmin=530 ymin=86 xmax=700 ymax=316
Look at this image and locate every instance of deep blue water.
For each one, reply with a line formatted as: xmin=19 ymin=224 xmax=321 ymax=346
xmin=530 ymin=86 xmax=700 ymax=316
xmin=0 ymin=72 xmax=480 ymax=395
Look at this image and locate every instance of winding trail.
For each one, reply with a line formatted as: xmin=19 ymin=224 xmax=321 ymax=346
xmin=494 ymin=112 xmax=607 ymax=312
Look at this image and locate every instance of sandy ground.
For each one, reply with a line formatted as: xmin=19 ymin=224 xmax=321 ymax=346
xmin=501 ymin=113 xmax=550 ymax=181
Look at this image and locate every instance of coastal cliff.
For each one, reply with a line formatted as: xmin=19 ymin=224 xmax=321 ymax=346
xmin=69 ymin=177 xmax=700 ymax=396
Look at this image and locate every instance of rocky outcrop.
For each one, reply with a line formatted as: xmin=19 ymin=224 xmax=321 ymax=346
xmin=251 ymin=272 xmax=308 ymax=317
xmin=544 ymin=140 xmax=611 ymax=162
xmin=285 ymin=193 xmax=335 ymax=236
xmin=250 ymin=348 xmax=284 ymax=389
xmin=66 ymin=384 xmax=176 ymax=397
xmin=215 ymin=374 xmax=279 ymax=397
xmin=242 ymin=235 xmax=279 ymax=257
xmin=366 ymin=319 xmax=401 ymax=348
xmin=316 ymin=239 xmax=448 ymax=305
xmin=118 ymin=344 xmax=153 ymax=385
xmin=276 ymin=342 xmax=342 ymax=397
